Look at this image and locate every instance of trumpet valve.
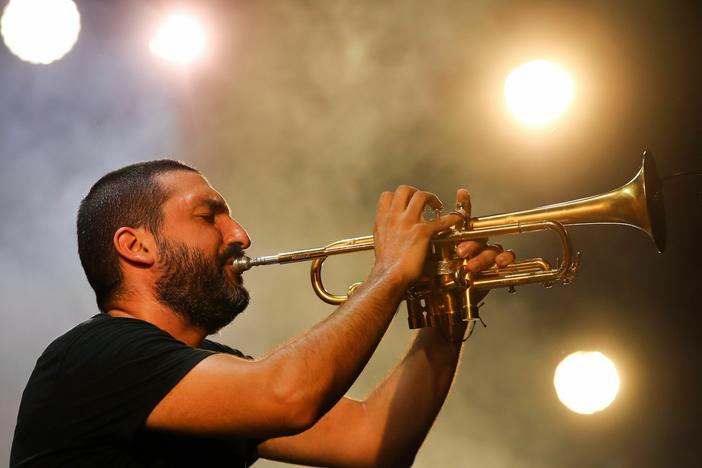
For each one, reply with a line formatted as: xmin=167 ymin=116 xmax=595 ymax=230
xmin=407 ymin=293 xmax=428 ymax=329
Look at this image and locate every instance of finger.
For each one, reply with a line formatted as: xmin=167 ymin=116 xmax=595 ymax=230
xmin=455 ymin=189 xmax=471 ymax=218
xmin=374 ymin=191 xmax=394 ymax=230
xmin=496 ymin=250 xmax=516 ymax=267
xmin=466 ymin=247 xmax=501 ymax=273
xmin=450 ymin=189 xmax=471 ymax=229
xmin=455 ymin=239 xmax=488 ymax=258
xmin=407 ymin=190 xmax=443 ymax=219
xmin=376 ymin=191 xmax=393 ymax=214
xmin=389 ymin=185 xmax=419 ymax=213
xmin=424 ymin=211 xmax=463 ymax=234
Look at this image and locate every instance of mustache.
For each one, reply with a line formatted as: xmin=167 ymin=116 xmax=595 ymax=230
xmin=220 ymin=243 xmax=246 ymax=266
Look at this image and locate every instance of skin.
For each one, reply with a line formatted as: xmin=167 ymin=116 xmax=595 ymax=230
xmin=107 ymin=170 xmax=515 ymax=467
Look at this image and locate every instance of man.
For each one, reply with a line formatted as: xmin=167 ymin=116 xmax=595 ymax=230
xmin=11 ymin=160 xmax=514 ymax=467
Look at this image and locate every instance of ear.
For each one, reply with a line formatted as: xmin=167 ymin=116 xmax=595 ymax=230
xmin=113 ymin=227 xmax=156 ymax=267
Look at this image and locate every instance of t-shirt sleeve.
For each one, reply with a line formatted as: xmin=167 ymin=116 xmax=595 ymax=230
xmin=55 ymin=317 xmax=216 ymax=443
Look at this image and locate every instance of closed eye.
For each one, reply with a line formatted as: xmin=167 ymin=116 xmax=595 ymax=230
xmin=198 ymin=213 xmax=216 ymax=223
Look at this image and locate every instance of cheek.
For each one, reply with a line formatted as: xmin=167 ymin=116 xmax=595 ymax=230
xmin=194 ymin=232 xmax=223 ymax=258
xmin=204 ymin=229 xmax=227 ymax=258
xmin=166 ymin=224 xmax=223 ymax=256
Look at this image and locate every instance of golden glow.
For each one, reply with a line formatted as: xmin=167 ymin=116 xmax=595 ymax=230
xmin=554 ymin=351 xmax=620 ymax=414
xmin=504 ymin=60 xmax=574 ymax=126
xmin=149 ymin=13 xmax=207 ymax=65
xmin=0 ymin=0 xmax=81 ymax=65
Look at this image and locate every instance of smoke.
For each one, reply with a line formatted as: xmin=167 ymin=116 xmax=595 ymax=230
xmin=0 ymin=1 xmax=183 ymax=458
xmin=1 ymin=1 xmax=700 ymax=467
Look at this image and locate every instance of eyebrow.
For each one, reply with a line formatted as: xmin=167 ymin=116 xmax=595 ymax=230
xmin=199 ymin=197 xmax=230 ymax=215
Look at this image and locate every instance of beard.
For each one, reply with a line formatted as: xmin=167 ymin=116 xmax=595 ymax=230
xmin=154 ymin=238 xmax=250 ymax=335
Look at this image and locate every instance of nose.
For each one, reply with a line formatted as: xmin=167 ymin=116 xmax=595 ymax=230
xmin=222 ymin=216 xmax=251 ymax=250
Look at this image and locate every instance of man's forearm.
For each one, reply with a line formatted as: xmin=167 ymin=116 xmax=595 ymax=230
xmin=257 ymin=186 xmax=465 ymax=432
xmin=361 ymin=327 xmax=463 ymax=465
xmin=263 ymin=267 xmax=408 ymax=426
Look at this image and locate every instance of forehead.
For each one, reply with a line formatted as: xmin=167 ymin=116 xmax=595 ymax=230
xmin=157 ymin=170 xmax=228 ymax=211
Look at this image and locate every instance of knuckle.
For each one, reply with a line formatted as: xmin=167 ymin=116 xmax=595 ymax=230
xmin=410 ymin=223 xmax=428 ymax=237
xmin=420 ymin=192 xmax=435 ymax=205
xmin=396 ymin=184 xmax=418 ymax=194
xmin=411 ymin=191 xmax=428 ymax=204
xmin=377 ymin=192 xmax=392 ymax=207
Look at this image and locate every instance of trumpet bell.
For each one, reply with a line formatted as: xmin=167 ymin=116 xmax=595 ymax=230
xmin=641 ymin=152 xmax=666 ymax=253
xmin=471 ymin=152 xmax=666 ymax=253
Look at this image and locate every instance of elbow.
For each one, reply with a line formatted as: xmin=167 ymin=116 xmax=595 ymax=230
xmin=267 ymin=367 xmax=325 ymax=434
xmin=278 ymin=391 xmax=320 ymax=434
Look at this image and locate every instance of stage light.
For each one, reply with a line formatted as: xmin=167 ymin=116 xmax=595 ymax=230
xmin=0 ymin=0 xmax=81 ymax=65
xmin=150 ymin=13 xmax=206 ymax=65
xmin=504 ymin=60 xmax=574 ymax=127
xmin=553 ymin=351 xmax=620 ymax=415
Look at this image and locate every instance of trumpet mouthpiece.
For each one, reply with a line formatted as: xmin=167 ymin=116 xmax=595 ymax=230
xmin=232 ymin=256 xmax=252 ymax=273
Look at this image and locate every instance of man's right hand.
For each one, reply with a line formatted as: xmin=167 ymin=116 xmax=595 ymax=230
xmin=371 ymin=185 xmax=463 ymax=287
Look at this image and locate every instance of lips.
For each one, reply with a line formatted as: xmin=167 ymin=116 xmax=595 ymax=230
xmin=222 ymin=259 xmax=244 ymax=285
xmin=221 ymin=254 xmax=243 ymax=269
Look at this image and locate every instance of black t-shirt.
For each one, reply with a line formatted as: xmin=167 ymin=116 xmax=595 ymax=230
xmin=10 ymin=314 xmax=260 ymax=467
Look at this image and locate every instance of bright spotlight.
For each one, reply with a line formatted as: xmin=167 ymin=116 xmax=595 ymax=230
xmin=150 ymin=13 xmax=206 ymax=65
xmin=0 ymin=0 xmax=81 ymax=65
xmin=504 ymin=60 xmax=574 ymax=127
xmin=554 ymin=351 xmax=620 ymax=415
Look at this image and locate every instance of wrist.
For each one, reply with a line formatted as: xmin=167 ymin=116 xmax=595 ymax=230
xmin=415 ymin=327 xmax=464 ymax=361
xmin=368 ymin=263 xmax=412 ymax=292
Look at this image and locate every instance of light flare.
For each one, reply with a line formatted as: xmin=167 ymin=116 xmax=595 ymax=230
xmin=553 ymin=351 xmax=620 ymax=415
xmin=504 ymin=60 xmax=574 ymax=127
xmin=149 ymin=13 xmax=207 ymax=65
xmin=0 ymin=0 xmax=81 ymax=65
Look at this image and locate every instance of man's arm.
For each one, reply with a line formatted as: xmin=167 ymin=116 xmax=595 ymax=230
xmin=256 ymin=327 xmax=464 ymax=467
xmin=145 ymin=187 xmax=461 ymax=439
xmin=255 ymin=190 xmax=515 ymax=467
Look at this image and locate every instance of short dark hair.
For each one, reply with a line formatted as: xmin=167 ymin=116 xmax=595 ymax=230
xmin=77 ymin=159 xmax=199 ymax=311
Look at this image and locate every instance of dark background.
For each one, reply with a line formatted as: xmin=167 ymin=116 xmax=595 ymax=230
xmin=1 ymin=1 xmax=700 ymax=466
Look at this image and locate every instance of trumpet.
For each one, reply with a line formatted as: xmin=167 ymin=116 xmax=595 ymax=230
xmin=233 ymin=153 xmax=665 ymax=341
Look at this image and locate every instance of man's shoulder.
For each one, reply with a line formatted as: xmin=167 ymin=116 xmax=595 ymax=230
xmin=12 ymin=315 xmax=232 ymax=467
xmin=33 ymin=313 xmax=209 ymax=385
xmin=40 ymin=314 xmax=251 ymax=373
xmin=52 ymin=312 xmax=164 ymax=341
xmin=43 ymin=313 xmax=175 ymax=359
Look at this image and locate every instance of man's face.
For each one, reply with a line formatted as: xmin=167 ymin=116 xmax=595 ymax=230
xmin=153 ymin=171 xmax=252 ymax=334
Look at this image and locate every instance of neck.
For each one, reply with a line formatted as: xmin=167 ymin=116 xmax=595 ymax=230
xmin=107 ymin=299 xmax=207 ymax=347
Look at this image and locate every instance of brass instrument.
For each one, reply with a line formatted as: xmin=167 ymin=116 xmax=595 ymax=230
xmin=233 ymin=153 xmax=665 ymax=341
